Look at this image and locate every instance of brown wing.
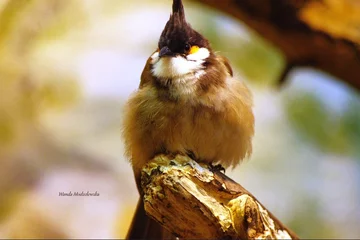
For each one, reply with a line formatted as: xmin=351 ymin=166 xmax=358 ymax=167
xmin=217 ymin=55 xmax=233 ymax=77
xmin=139 ymin=51 xmax=158 ymax=88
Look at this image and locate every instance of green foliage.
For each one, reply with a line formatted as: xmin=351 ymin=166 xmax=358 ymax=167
xmin=0 ymin=116 xmax=15 ymax=145
xmin=0 ymin=0 xmax=31 ymax=44
xmin=285 ymin=91 xmax=360 ymax=158
xmin=0 ymin=0 xmax=80 ymax=153
xmin=342 ymin=98 xmax=360 ymax=158
xmin=227 ymin=36 xmax=284 ymax=86
xmin=0 ymin=189 xmax=24 ymax=223
xmin=288 ymin=195 xmax=337 ymax=238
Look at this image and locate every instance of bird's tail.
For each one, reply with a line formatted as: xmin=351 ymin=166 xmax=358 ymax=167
xmin=126 ymin=198 xmax=172 ymax=239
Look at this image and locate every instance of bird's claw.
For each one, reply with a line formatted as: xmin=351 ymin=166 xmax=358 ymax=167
xmin=210 ymin=163 xmax=225 ymax=173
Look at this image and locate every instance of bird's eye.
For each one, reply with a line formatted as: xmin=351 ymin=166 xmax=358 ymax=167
xmin=184 ymin=43 xmax=191 ymax=52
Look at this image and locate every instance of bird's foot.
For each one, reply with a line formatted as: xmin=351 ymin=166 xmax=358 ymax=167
xmin=185 ymin=150 xmax=197 ymax=160
xmin=210 ymin=163 xmax=225 ymax=173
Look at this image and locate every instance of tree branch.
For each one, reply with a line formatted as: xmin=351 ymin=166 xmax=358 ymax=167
xmin=141 ymin=154 xmax=299 ymax=239
xmin=192 ymin=0 xmax=360 ymax=90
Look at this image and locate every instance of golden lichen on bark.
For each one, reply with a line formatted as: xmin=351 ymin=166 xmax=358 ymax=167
xmin=141 ymin=154 xmax=298 ymax=239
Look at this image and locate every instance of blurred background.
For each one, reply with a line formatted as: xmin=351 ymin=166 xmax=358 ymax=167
xmin=0 ymin=0 xmax=359 ymax=238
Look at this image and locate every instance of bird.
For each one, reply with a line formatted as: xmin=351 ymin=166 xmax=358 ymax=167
xmin=122 ymin=0 xmax=254 ymax=238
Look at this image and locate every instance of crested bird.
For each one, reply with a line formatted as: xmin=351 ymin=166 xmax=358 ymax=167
xmin=122 ymin=0 xmax=254 ymax=238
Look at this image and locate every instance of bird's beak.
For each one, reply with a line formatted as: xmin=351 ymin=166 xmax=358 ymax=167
xmin=159 ymin=46 xmax=173 ymax=58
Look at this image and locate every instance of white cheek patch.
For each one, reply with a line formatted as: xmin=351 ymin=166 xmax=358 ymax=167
xmin=150 ymin=51 xmax=159 ymax=65
xmin=151 ymin=48 xmax=209 ymax=79
xmin=152 ymin=56 xmax=204 ymax=79
xmin=186 ymin=47 xmax=210 ymax=61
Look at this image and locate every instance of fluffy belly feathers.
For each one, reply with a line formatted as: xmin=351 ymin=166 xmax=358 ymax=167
xmin=122 ymin=80 xmax=254 ymax=178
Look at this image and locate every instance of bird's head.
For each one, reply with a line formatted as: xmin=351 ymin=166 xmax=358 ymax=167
xmin=151 ymin=0 xmax=212 ymax=79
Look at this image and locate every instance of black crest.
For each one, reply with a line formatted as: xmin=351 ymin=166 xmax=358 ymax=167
xmin=158 ymin=0 xmax=210 ymax=55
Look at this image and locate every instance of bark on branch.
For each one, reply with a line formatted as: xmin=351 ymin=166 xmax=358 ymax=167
xmin=192 ymin=0 xmax=360 ymax=90
xmin=141 ymin=154 xmax=299 ymax=239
